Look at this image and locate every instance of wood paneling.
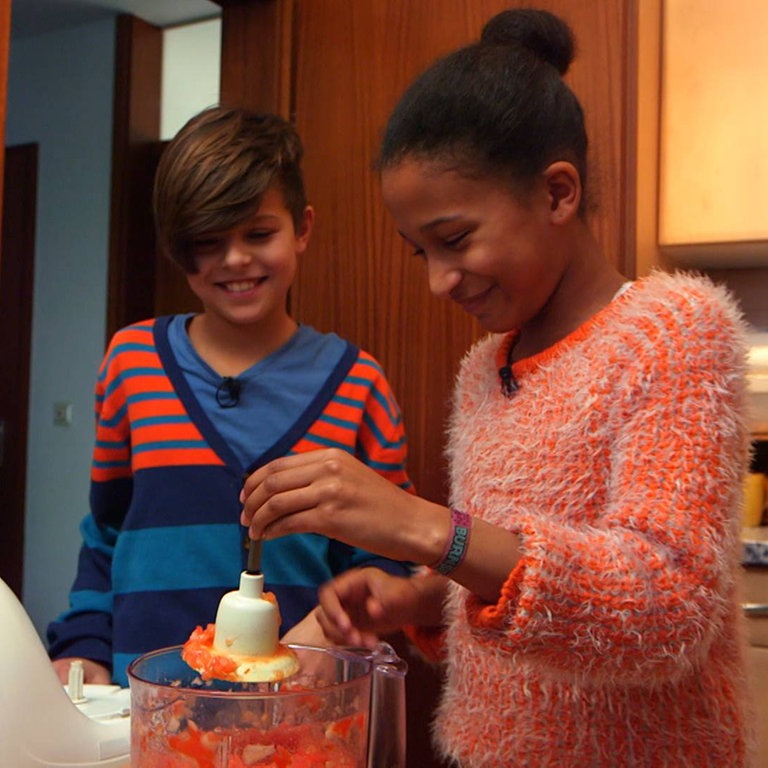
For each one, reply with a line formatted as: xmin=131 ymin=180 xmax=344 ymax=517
xmin=219 ymin=0 xmax=294 ymax=117
xmin=107 ymin=14 xmax=163 ymax=339
xmin=290 ymin=0 xmax=632 ymax=508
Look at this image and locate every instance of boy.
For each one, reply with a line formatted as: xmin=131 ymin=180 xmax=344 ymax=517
xmin=47 ymin=106 xmax=413 ymax=686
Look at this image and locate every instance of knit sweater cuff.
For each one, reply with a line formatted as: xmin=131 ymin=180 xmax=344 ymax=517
xmin=403 ymin=623 xmax=447 ymax=662
xmin=465 ymin=557 xmax=526 ymax=630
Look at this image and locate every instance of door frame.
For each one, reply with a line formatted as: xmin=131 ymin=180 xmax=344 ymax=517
xmin=0 ymin=143 xmax=37 ymax=598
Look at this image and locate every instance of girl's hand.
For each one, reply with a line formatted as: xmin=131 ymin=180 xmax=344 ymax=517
xmin=280 ymin=607 xmax=331 ymax=647
xmin=315 ymin=568 xmax=438 ymax=648
xmin=240 ymin=448 xmax=447 ymax=565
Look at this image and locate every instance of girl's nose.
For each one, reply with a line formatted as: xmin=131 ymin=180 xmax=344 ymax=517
xmin=426 ymin=259 xmax=462 ymax=299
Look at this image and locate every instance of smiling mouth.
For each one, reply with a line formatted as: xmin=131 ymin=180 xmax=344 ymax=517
xmin=220 ymin=278 xmax=266 ymax=293
xmin=456 ymin=286 xmax=493 ymax=312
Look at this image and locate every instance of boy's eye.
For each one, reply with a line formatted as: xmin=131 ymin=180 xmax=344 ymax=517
xmin=246 ymin=229 xmax=273 ymax=241
xmin=190 ymin=238 xmax=222 ymax=254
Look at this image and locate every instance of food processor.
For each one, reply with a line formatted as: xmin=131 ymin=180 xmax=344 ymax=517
xmin=150 ymin=540 xmax=408 ymax=766
xmin=0 ymin=577 xmax=131 ymax=767
xmin=129 ymin=641 xmax=407 ymax=767
xmin=1 ymin=575 xmax=408 ymax=767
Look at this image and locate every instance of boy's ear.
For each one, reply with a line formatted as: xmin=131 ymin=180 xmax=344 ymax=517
xmin=295 ymin=205 xmax=315 ymax=252
xmin=543 ymin=161 xmax=581 ymax=224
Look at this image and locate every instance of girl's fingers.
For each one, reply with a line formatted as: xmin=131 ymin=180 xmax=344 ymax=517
xmin=241 ymin=449 xmax=344 ymax=501
xmin=317 ymin=583 xmax=353 ymax=635
xmin=241 ymin=468 xmax=322 ymax=532
xmin=240 ymin=450 xmax=348 ymax=528
xmin=246 ymin=488 xmax=316 ymax=539
xmin=316 ymin=608 xmax=360 ymax=646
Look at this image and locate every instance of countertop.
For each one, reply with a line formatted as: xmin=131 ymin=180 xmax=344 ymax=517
xmin=743 ymin=526 xmax=768 ymax=566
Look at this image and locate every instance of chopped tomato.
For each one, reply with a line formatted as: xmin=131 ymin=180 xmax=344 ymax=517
xmin=181 ymin=624 xmax=239 ymax=681
xmin=181 ymin=620 xmax=297 ymax=683
xmin=136 ymin=718 xmax=363 ymax=767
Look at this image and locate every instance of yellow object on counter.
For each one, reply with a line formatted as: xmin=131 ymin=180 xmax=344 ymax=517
xmin=744 ymin=472 xmax=766 ymax=527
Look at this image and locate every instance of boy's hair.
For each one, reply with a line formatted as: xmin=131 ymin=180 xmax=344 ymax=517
xmin=378 ymin=9 xmax=590 ymax=216
xmin=153 ymin=106 xmax=308 ymax=273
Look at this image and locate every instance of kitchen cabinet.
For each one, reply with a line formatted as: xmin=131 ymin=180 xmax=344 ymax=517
xmin=745 ymin=438 xmax=768 ymax=766
xmin=630 ymin=1 xmax=768 ymax=334
xmin=750 ymin=643 xmax=768 ymax=768
xmin=658 ymin=0 xmax=768 ymax=270
xmin=742 ymin=565 xmax=768 ymax=767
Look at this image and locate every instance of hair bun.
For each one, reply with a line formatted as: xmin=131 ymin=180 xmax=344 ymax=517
xmin=480 ymin=8 xmax=575 ymax=76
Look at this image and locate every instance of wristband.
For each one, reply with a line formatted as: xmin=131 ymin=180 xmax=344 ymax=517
xmin=429 ymin=508 xmax=472 ymax=575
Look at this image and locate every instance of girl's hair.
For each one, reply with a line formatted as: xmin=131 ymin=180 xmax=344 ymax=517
xmin=378 ymin=9 xmax=589 ymax=213
xmin=153 ymin=106 xmax=308 ymax=273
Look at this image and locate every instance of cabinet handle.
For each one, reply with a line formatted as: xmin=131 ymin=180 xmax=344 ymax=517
xmin=744 ymin=603 xmax=768 ymax=617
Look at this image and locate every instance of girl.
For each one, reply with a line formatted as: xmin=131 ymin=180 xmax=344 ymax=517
xmin=241 ymin=10 xmax=754 ymax=767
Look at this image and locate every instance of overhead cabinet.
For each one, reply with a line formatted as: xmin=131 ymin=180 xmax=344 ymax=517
xmin=658 ymin=0 xmax=768 ymax=268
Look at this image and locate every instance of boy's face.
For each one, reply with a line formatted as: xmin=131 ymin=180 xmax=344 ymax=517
xmin=185 ymin=186 xmax=313 ymax=330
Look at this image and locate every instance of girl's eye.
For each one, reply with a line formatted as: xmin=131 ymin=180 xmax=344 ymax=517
xmin=444 ymin=232 xmax=468 ymax=248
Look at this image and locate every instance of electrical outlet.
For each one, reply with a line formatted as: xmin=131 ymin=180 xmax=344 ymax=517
xmin=53 ymin=401 xmax=73 ymax=427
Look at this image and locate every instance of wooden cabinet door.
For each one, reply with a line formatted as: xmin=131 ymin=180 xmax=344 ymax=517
xmin=289 ymin=0 xmax=632 ymax=507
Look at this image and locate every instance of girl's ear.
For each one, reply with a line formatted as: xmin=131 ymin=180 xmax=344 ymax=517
xmin=543 ymin=161 xmax=581 ymax=224
xmin=295 ymin=205 xmax=315 ymax=252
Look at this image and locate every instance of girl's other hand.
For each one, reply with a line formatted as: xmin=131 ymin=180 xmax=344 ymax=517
xmin=280 ymin=606 xmax=332 ymax=647
xmin=315 ymin=568 xmax=438 ymax=648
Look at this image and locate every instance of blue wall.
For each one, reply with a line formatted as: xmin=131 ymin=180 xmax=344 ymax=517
xmin=6 ymin=19 xmax=115 ymax=638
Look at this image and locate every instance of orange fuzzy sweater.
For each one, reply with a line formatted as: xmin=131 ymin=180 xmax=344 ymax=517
xmin=426 ymin=271 xmax=755 ymax=767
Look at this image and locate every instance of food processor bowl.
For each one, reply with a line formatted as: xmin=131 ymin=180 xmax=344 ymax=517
xmin=128 ymin=642 xmax=407 ymax=768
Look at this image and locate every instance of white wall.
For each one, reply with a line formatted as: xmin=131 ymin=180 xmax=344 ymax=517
xmin=7 ymin=15 xmax=221 ymax=639
xmin=7 ymin=19 xmax=116 ymax=636
xmin=161 ymin=18 xmax=221 ymax=140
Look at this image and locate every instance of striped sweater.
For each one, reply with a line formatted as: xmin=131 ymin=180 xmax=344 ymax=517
xmin=423 ymin=271 xmax=755 ymax=767
xmin=47 ymin=318 xmax=412 ymax=686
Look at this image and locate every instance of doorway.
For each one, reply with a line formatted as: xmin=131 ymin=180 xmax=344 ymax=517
xmin=0 ymin=143 xmax=37 ymax=598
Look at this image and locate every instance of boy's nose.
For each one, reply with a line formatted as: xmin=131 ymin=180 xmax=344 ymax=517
xmin=427 ymin=259 xmax=462 ymax=299
xmin=223 ymin=240 xmax=252 ymax=267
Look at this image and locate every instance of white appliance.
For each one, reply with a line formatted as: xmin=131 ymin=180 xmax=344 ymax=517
xmin=0 ymin=577 xmax=130 ymax=767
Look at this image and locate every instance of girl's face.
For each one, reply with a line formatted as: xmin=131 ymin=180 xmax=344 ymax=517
xmin=185 ymin=186 xmax=312 ymax=330
xmin=381 ymin=158 xmax=568 ymax=334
